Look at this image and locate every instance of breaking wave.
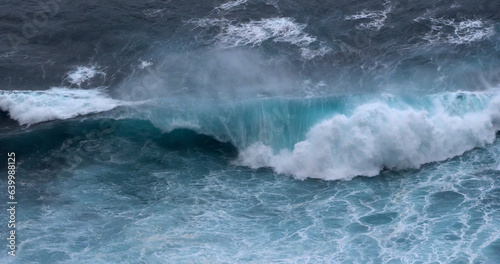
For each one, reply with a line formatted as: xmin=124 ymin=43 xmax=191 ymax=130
xmin=0 ymin=87 xmax=121 ymax=125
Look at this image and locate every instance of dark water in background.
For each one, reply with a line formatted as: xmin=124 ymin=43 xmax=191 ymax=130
xmin=1 ymin=0 xmax=499 ymax=92
xmin=1 ymin=0 xmax=500 ymax=263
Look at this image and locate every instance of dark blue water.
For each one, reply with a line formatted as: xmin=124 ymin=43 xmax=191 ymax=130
xmin=1 ymin=0 xmax=500 ymax=263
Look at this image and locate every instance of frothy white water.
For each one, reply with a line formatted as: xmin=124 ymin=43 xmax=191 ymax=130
xmin=345 ymin=2 xmax=392 ymax=31
xmin=217 ymin=17 xmax=316 ymax=48
xmin=138 ymin=60 xmax=153 ymax=69
xmin=238 ymin=93 xmax=500 ymax=180
xmin=0 ymin=88 xmax=121 ymax=125
xmin=415 ymin=17 xmax=495 ymax=45
xmin=190 ymin=17 xmax=328 ymax=59
xmin=66 ymin=66 xmax=106 ymax=86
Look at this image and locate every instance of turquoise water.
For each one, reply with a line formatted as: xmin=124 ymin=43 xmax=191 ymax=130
xmin=1 ymin=104 xmax=499 ymax=263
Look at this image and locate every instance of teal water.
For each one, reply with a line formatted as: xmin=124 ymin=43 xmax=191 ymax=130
xmin=0 ymin=112 xmax=499 ymax=263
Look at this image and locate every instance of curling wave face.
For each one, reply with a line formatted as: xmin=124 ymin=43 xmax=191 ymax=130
xmin=238 ymin=93 xmax=500 ymax=180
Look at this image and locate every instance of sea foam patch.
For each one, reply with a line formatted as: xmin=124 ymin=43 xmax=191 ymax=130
xmin=66 ymin=66 xmax=106 ymax=87
xmin=190 ymin=17 xmax=328 ymax=59
xmin=345 ymin=2 xmax=393 ymax=31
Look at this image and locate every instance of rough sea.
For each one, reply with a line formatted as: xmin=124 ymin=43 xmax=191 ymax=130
xmin=1 ymin=0 xmax=500 ymax=263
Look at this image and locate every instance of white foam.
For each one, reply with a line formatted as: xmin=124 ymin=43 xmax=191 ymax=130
xmin=190 ymin=17 xmax=326 ymax=59
xmin=138 ymin=60 xmax=153 ymax=69
xmin=0 ymin=87 xmax=121 ymax=125
xmin=300 ymin=46 xmax=331 ymax=60
xmin=238 ymin=94 xmax=500 ymax=180
xmin=217 ymin=17 xmax=316 ymax=48
xmin=345 ymin=2 xmax=392 ymax=31
xmin=66 ymin=66 xmax=106 ymax=86
xmin=416 ymin=17 xmax=494 ymax=45
xmin=216 ymin=0 xmax=247 ymax=11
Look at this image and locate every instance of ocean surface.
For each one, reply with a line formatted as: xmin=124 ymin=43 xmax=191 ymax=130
xmin=1 ymin=0 xmax=500 ymax=263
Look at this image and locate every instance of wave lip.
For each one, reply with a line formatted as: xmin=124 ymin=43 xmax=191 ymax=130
xmin=0 ymin=87 xmax=121 ymax=125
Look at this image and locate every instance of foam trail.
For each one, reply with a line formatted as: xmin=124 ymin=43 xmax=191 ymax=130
xmin=238 ymin=93 xmax=500 ymax=180
xmin=0 ymin=87 xmax=121 ymax=125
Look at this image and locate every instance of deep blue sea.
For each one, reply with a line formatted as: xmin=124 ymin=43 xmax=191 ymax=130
xmin=1 ymin=0 xmax=500 ymax=263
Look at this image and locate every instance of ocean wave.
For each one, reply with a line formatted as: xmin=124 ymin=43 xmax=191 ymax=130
xmin=237 ymin=92 xmax=500 ymax=180
xmin=0 ymin=87 xmax=121 ymax=125
xmin=125 ymin=90 xmax=500 ymax=181
xmin=2 ymin=87 xmax=499 ymax=180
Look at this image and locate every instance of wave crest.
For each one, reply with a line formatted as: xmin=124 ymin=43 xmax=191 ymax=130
xmin=238 ymin=93 xmax=500 ymax=180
